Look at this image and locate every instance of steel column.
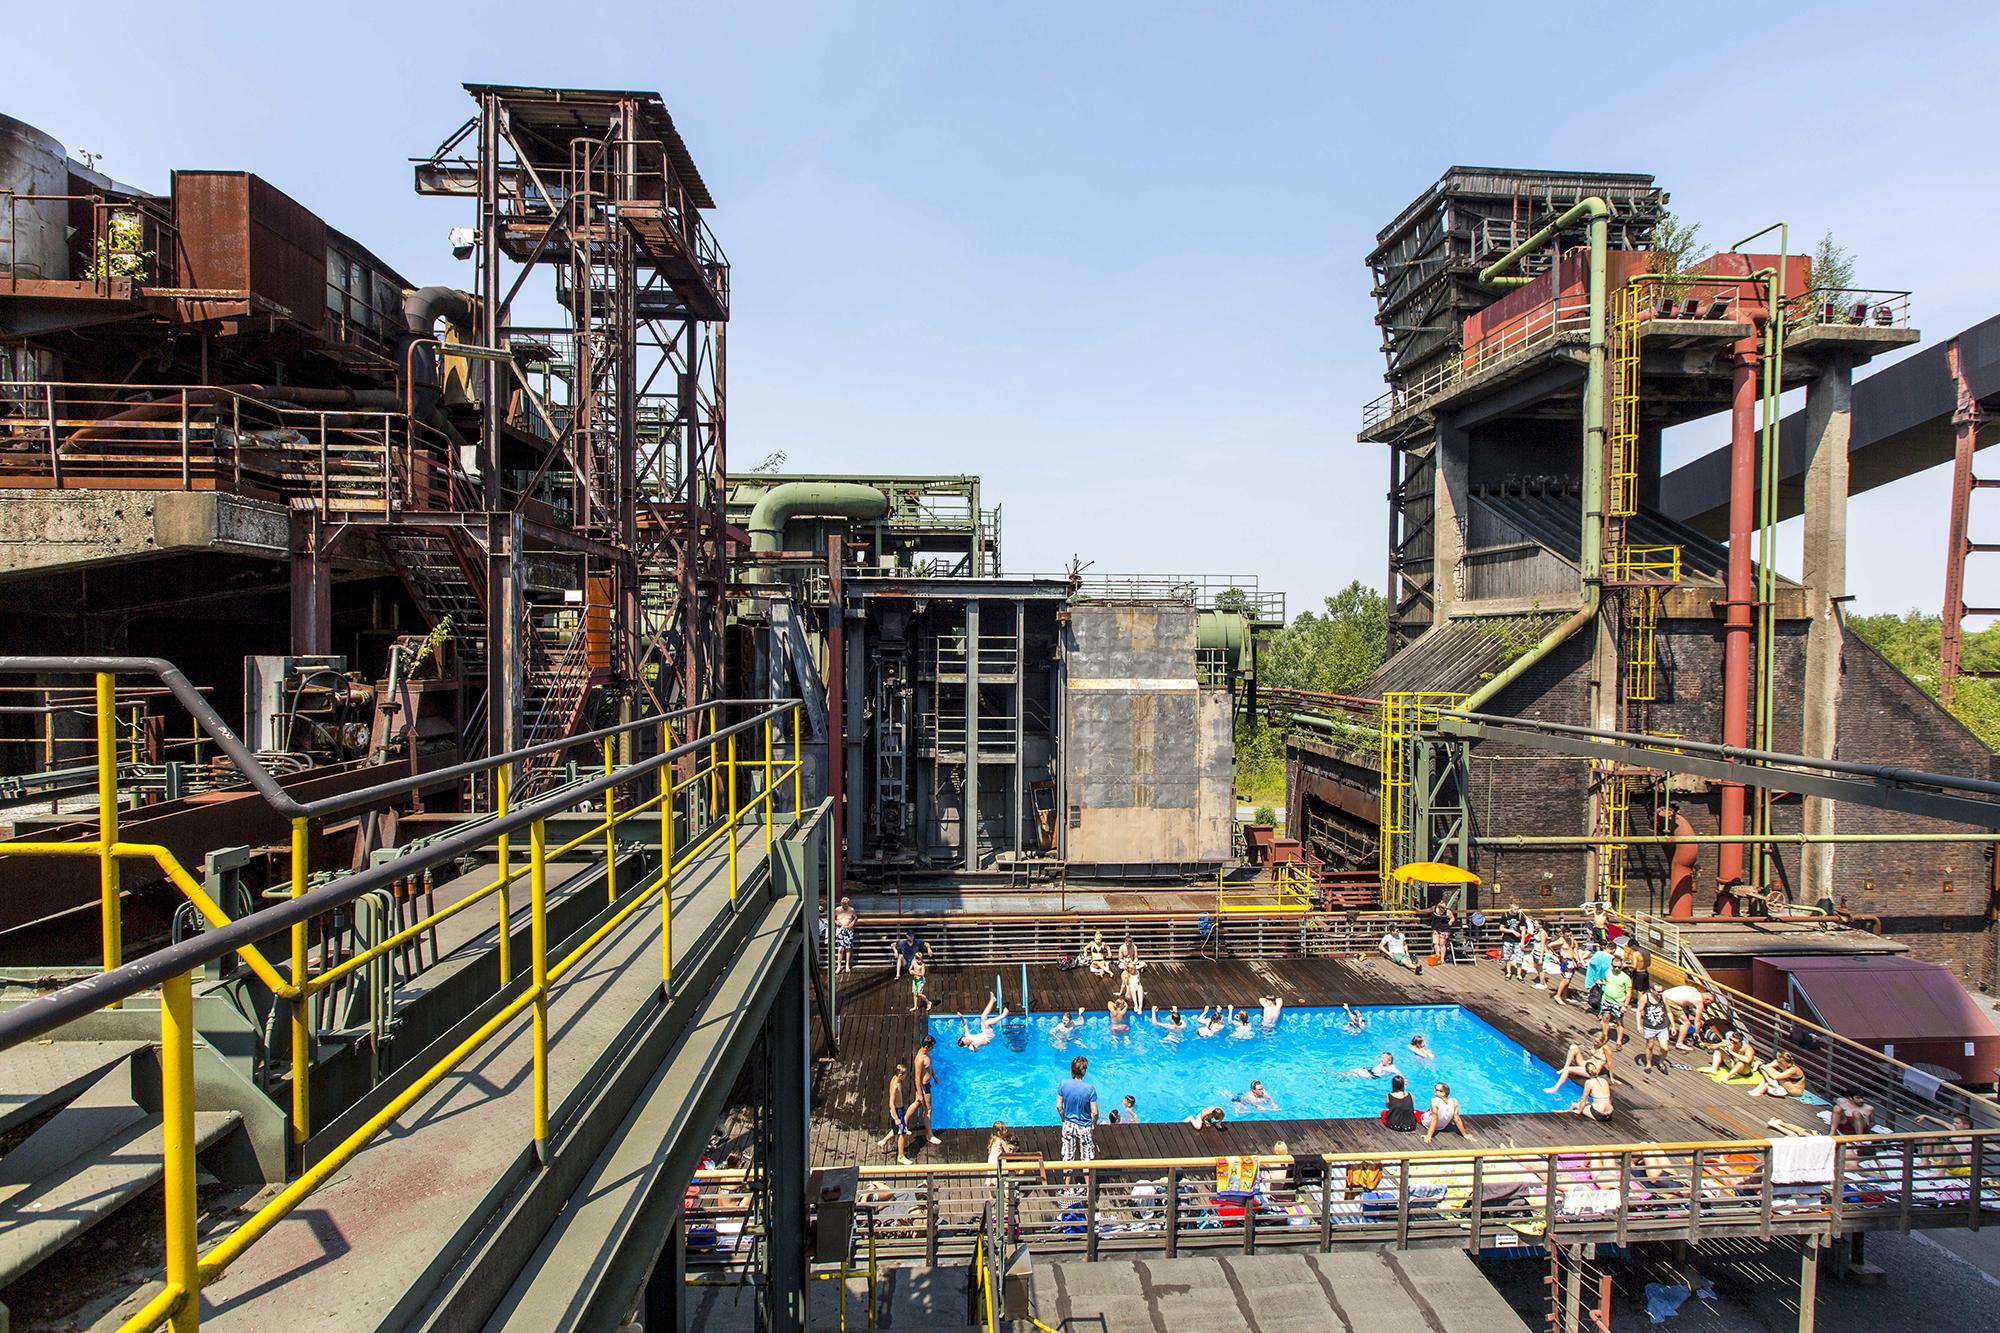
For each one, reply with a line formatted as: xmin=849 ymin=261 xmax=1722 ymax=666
xmin=1718 ymin=348 xmax=1760 ymax=900
xmin=1943 ymin=337 xmax=1992 ymax=702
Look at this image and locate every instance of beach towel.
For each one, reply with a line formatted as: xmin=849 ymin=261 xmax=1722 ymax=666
xmin=1216 ymin=1156 xmax=1256 ymax=1194
xmin=1769 ymin=1135 xmax=1836 ymax=1185
xmin=1901 ymin=1066 xmax=1944 ymax=1100
xmin=1708 ymin=1068 xmax=1762 ymax=1086
xmin=1560 ymin=1185 xmax=1621 ymax=1215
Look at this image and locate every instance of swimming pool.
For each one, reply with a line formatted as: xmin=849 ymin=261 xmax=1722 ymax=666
xmin=922 ymin=1004 xmax=1575 ymax=1130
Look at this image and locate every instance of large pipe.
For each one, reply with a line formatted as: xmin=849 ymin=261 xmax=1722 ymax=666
xmin=745 ymin=482 xmax=889 ymax=583
xmin=1197 ymin=610 xmax=1253 ymax=674
xmin=1718 ymin=345 xmax=1761 ymax=901
xmin=1461 ymin=197 xmax=1612 ymax=712
xmin=401 ymin=287 xmax=479 ymax=420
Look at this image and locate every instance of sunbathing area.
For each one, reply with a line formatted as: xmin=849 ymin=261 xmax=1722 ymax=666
xmin=801 ymin=925 xmax=1999 ymax=1260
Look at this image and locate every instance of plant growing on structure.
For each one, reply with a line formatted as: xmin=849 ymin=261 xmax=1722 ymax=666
xmin=82 ymin=211 xmax=153 ymax=283
xmin=1809 ymin=232 xmax=1856 ymax=296
xmin=747 ymin=450 xmax=788 ymax=473
xmin=1474 ymin=603 xmax=1546 ymax=680
xmin=1647 ymin=209 xmax=1704 ymax=302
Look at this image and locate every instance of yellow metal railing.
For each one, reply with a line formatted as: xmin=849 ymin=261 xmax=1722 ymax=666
xmin=0 ymin=670 xmax=808 ymax=1333
xmin=1377 ymin=692 xmax=1466 ymax=908
xmin=1217 ymin=860 xmax=1314 ymax=914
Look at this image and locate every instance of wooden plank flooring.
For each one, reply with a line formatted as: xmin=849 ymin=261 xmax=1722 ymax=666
xmin=813 ymin=955 xmax=1820 ymax=1168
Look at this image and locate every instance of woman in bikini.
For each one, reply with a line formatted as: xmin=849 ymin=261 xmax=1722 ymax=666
xmin=1108 ymin=996 xmax=1132 ymax=1040
xmin=1573 ymin=1064 xmax=1615 ymax=1122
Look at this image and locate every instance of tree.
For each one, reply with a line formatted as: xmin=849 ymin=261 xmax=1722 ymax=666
xmin=1234 ymin=581 xmax=1390 ymax=803
xmin=1810 ymin=231 xmax=1856 ymax=296
xmin=1845 ymin=609 xmax=2000 ymax=750
xmin=1648 ymin=209 xmax=1705 ymax=301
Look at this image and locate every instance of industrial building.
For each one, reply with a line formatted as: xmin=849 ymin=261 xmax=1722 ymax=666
xmin=2 ymin=90 xmax=1999 ymax=1333
xmin=1288 ymin=167 xmax=2000 ymax=994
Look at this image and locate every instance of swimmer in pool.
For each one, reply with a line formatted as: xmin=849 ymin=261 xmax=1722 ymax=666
xmin=1343 ymin=1004 xmax=1367 ymax=1033
xmin=1149 ymin=1005 xmax=1186 ymax=1031
xmin=957 ymin=994 xmax=1006 ymax=1050
xmin=1235 ymin=1079 xmax=1277 ymax=1111
xmin=1346 ymin=1051 xmax=1399 ymax=1078
xmin=1108 ymin=997 xmax=1132 ymax=1038
xmin=1260 ymin=995 xmax=1283 ymax=1028
xmin=1406 ymin=1034 xmax=1435 ymax=1060
xmin=1229 ymin=1009 xmax=1254 ymax=1038
xmin=1050 ymin=1006 xmax=1087 ymax=1043
xmin=1195 ymin=1006 xmax=1226 ymax=1037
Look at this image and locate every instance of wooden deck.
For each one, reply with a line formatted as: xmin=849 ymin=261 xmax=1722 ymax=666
xmin=812 ymin=955 xmax=1820 ymax=1168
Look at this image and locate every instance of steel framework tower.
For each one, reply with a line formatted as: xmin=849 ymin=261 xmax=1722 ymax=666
xmin=415 ymin=85 xmax=733 ymax=742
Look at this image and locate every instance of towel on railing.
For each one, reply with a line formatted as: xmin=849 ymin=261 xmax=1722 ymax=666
xmin=1769 ymin=1135 xmax=1836 ymax=1185
xmin=1901 ymin=1066 xmax=1944 ymax=1100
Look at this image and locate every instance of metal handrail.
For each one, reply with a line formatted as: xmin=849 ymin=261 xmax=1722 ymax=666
xmin=0 ymin=699 xmax=796 ymax=1049
xmin=0 ymin=655 xmax=783 ymax=822
xmin=0 ymin=654 xmax=810 ymax=1333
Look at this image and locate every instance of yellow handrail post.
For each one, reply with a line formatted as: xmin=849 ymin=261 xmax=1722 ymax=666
xmin=790 ymin=703 xmax=803 ymax=816
xmin=495 ymin=761 xmax=513 ymax=985
xmin=726 ymin=727 xmax=739 ymax=902
xmin=762 ymin=714 xmax=775 ymax=879
xmin=603 ymin=736 xmax=618 ymax=906
xmin=530 ymin=816 xmax=550 ymax=1160
xmin=95 ymin=672 xmax=122 ymax=999
xmin=289 ymin=817 xmax=311 ymax=1146
xmin=160 ymin=968 xmax=199 ymax=1332
xmin=660 ymin=722 xmax=675 ymax=990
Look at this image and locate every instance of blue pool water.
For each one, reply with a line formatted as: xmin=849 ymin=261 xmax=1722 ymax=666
xmin=923 ymin=1004 xmax=1575 ymax=1130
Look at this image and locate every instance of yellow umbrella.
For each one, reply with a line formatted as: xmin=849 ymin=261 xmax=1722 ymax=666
xmin=1390 ymin=861 xmax=1480 ymax=886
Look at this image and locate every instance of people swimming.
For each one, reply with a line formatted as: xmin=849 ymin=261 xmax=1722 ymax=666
xmin=1195 ymin=1006 xmax=1226 ymax=1037
xmin=956 ymin=993 xmax=1007 ymax=1050
xmin=1346 ymin=1051 xmax=1400 ymax=1078
xmin=1149 ymin=1005 xmax=1186 ymax=1034
xmin=1342 ymin=1004 xmax=1367 ymax=1033
xmin=1108 ymin=996 xmax=1132 ymax=1039
xmin=1228 ymin=1009 xmax=1254 ymax=1038
xmin=1405 ymin=1034 xmax=1434 ymax=1060
xmin=1235 ymin=1079 xmax=1277 ymax=1111
xmin=1050 ymin=1006 xmax=1087 ymax=1044
xmin=1259 ymin=995 xmax=1283 ymax=1028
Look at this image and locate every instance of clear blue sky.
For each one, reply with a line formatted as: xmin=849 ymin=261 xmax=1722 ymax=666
xmin=12 ymin=1 xmax=1998 ymax=623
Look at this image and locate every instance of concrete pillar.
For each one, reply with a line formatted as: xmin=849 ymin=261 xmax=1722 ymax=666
xmin=1801 ymin=363 xmax=1854 ymax=906
xmin=1430 ymin=419 xmax=1469 ymax=617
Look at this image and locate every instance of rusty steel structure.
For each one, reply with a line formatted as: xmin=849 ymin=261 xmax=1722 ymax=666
xmin=413 ymin=85 xmax=734 ymax=749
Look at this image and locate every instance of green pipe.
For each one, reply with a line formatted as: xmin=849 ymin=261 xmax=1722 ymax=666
xmin=1197 ymin=610 xmax=1253 ymax=673
xmin=1477 ymin=832 xmax=2000 ymax=846
xmin=1284 ymin=710 xmax=1378 ymax=739
xmin=1463 ymin=197 xmax=1612 ymax=712
xmin=1753 ymin=228 xmax=1788 ymax=891
xmin=743 ymin=481 xmax=888 ymax=584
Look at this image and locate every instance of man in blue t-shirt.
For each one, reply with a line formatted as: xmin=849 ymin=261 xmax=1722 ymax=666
xmin=1582 ymin=945 xmax=1614 ymax=1008
xmin=1055 ymin=1055 xmax=1099 ymax=1177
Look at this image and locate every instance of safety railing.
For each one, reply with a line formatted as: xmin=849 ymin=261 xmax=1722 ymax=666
xmin=1217 ymin=861 xmax=1313 ymax=914
xmin=0 ymin=380 xmax=461 ymax=513
xmin=713 ymin=1129 xmax=1999 ymax=1266
xmin=1362 ymin=292 xmax=1594 ymax=430
xmin=0 ymin=655 xmax=808 ymax=1333
xmin=1784 ymin=287 xmax=1912 ymax=334
xmin=1 ymin=192 xmax=177 ymax=295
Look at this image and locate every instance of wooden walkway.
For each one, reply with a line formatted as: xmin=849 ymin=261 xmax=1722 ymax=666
xmin=813 ymin=955 xmax=1819 ymax=1168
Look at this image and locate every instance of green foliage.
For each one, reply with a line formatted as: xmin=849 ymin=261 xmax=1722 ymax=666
xmin=1233 ymin=580 xmax=1391 ymax=800
xmin=1845 ymin=609 xmax=2000 ymax=751
xmin=83 ymin=211 xmax=153 ymax=283
xmin=1810 ymin=231 xmax=1856 ymax=294
xmin=747 ymin=451 xmax=788 ymax=473
xmin=1474 ymin=605 xmax=1545 ymax=680
xmin=1253 ymin=805 xmax=1277 ymax=827
xmin=1648 ymin=209 xmax=1705 ymax=301
xmin=1258 ymin=580 xmax=1389 ymax=695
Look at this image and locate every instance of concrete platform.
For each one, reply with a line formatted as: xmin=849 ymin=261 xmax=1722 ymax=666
xmin=1037 ymin=1247 xmax=1530 ymax=1333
